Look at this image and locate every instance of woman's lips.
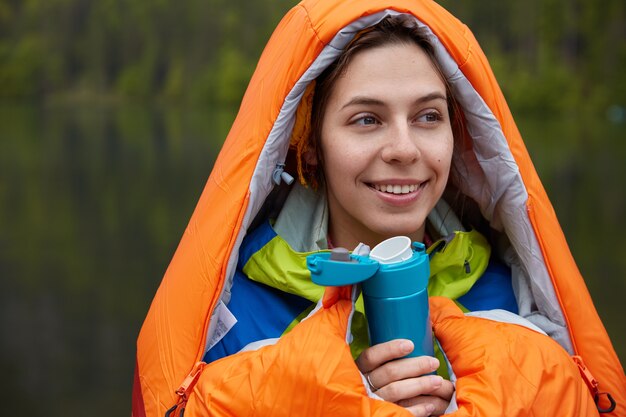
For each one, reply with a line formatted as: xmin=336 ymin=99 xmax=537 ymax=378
xmin=371 ymin=183 xmax=421 ymax=194
xmin=368 ymin=181 xmax=427 ymax=206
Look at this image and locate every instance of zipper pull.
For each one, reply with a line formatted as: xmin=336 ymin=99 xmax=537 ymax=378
xmin=176 ymin=361 xmax=206 ymax=399
xmin=573 ymin=355 xmax=599 ymax=395
xmin=166 ymin=361 xmax=207 ymax=417
xmin=572 ymin=356 xmax=616 ymax=413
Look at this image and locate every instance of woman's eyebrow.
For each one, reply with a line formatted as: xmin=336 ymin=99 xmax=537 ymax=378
xmin=340 ymin=96 xmax=385 ymax=110
xmin=340 ymin=92 xmax=447 ymax=110
xmin=415 ymin=92 xmax=448 ymax=104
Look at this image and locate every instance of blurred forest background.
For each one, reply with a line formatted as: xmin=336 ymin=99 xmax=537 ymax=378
xmin=0 ymin=0 xmax=624 ymax=416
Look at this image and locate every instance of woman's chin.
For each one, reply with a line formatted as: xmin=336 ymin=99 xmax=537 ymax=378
xmin=369 ymin=224 xmax=425 ymax=245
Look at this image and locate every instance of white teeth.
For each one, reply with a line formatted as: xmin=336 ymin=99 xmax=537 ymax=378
xmin=374 ymin=183 xmax=420 ymax=194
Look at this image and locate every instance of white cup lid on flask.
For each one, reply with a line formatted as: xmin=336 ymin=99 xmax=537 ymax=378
xmin=369 ymin=236 xmax=412 ymax=264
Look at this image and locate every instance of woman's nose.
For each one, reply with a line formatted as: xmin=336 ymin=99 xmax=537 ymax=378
xmin=380 ymin=124 xmax=420 ymax=164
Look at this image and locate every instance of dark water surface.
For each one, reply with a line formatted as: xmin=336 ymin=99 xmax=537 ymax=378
xmin=0 ymin=103 xmax=624 ymax=416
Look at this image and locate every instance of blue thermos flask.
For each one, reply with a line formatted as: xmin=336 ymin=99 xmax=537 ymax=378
xmin=306 ymin=236 xmax=434 ymax=358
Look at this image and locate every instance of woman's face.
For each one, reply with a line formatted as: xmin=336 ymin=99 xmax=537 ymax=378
xmin=316 ymin=42 xmax=454 ymax=249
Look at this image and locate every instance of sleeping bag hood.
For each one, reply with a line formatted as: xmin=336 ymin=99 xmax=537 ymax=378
xmin=133 ymin=1 xmax=626 ymax=416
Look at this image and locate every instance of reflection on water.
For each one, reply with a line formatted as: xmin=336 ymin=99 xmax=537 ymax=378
xmin=0 ymin=103 xmax=623 ymax=415
xmin=0 ymin=103 xmax=231 ymax=416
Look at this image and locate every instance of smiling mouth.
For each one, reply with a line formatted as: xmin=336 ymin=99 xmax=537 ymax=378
xmin=370 ymin=183 xmax=424 ymax=195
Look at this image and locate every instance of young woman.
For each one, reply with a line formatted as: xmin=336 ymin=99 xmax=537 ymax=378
xmin=132 ymin=1 xmax=625 ymax=417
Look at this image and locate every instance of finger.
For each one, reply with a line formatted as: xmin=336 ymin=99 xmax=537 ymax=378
xmin=429 ymin=378 xmax=455 ymax=402
xmin=370 ymin=356 xmax=439 ymax=389
xmin=376 ymin=374 xmax=444 ymax=403
xmin=399 ymin=395 xmax=450 ymax=417
xmin=402 ymin=402 xmax=435 ymax=417
xmin=356 ymin=339 xmax=414 ymax=373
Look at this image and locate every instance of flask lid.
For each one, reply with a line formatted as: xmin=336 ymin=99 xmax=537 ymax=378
xmin=369 ymin=236 xmax=412 ymax=264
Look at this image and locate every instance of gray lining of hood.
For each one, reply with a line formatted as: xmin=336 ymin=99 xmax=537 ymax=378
xmin=273 ymin=182 xmax=330 ymax=252
xmin=216 ymin=9 xmax=573 ymax=354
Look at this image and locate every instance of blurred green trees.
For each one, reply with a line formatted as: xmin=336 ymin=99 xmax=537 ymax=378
xmin=0 ymin=0 xmax=294 ymax=105
xmin=437 ymin=0 xmax=626 ymax=116
xmin=1 ymin=0 xmax=624 ymax=113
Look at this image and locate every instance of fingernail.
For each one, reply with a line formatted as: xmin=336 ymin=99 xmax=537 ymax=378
xmin=425 ymin=404 xmax=435 ymax=414
xmin=432 ymin=375 xmax=443 ymax=388
xmin=400 ymin=340 xmax=414 ymax=353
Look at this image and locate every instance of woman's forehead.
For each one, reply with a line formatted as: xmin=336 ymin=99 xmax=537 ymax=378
xmin=328 ymin=43 xmax=448 ymax=105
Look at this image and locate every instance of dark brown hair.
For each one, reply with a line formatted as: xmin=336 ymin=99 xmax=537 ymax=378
xmin=305 ymin=14 xmax=463 ymax=188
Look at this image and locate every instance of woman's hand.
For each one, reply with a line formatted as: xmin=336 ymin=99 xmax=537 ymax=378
xmin=356 ymin=339 xmax=454 ymax=417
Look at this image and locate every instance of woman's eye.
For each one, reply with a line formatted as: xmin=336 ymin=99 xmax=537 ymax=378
xmin=354 ymin=115 xmax=379 ymax=126
xmin=416 ymin=112 xmax=442 ymax=123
